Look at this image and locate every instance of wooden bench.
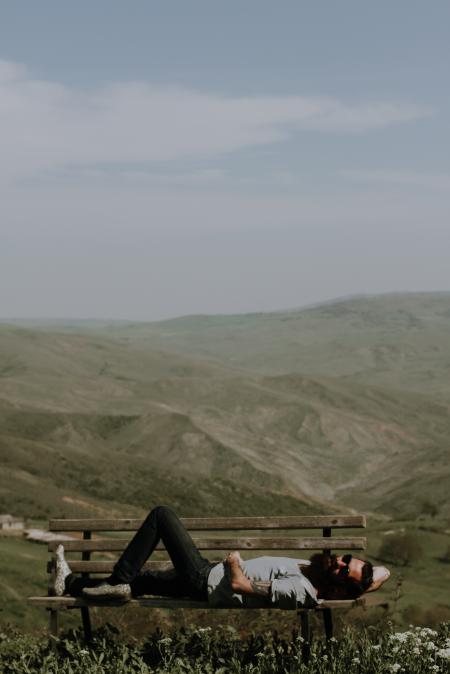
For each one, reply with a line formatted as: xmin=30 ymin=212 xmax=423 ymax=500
xmin=28 ymin=514 xmax=383 ymax=651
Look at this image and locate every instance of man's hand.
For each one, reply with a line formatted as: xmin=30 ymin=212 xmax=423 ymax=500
xmin=223 ymin=551 xmax=244 ymax=592
xmin=223 ymin=551 xmax=271 ymax=599
xmin=223 ymin=550 xmax=242 ymax=567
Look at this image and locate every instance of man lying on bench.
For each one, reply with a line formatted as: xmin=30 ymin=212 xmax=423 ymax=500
xmin=54 ymin=506 xmax=390 ymax=608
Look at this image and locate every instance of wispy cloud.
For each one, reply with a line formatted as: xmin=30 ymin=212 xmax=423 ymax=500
xmin=0 ymin=60 xmax=433 ymax=182
xmin=340 ymin=169 xmax=450 ymax=191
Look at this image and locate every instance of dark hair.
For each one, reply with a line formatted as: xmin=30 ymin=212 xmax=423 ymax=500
xmin=304 ymin=554 xmax=373 ymax=600
xmin=359 ymin=561 xmax=374 ymax=593
xmin=330 ymin=561 xmax=373 ymax=599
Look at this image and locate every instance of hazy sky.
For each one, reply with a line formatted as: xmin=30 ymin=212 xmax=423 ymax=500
xmin=1 ymin=1 xmax=449 ymax=320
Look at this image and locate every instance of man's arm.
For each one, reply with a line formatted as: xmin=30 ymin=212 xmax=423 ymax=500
xmin=224 ymin=552 xmax=312 ymax=609
xmin=223 ymin=551 xmax=271 ymax=598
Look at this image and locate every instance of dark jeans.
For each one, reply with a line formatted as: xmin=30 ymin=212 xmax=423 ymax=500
xmin=66 ymin=506 xmax=215 ymax=600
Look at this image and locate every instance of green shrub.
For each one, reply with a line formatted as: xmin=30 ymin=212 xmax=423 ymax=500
xmin=439 ymin=545 xmax=450 ymax=564
xmin=420 ymin=500 xmax=439 ymax=518
xmin=378 ymin=533 xmax=423 ymax=567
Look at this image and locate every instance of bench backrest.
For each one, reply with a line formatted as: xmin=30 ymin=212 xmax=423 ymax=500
xmin=46 ymin=515 xmax=366 ymax=579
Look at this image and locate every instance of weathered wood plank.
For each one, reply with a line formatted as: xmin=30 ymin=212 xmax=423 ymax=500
xmin=47 ymin=560 xmax=189 ymax=574
xmin=28 ymin=596 xmax=366 ymax=610
xmin=49 ymin=515 xmax=366 ymax=532
xmin=48 ymin=536 xmax=366 ymax=553
xmin=30 ymin=596 xmax=209 ymax=609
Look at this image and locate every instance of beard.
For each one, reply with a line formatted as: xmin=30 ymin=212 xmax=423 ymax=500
xmin=308 ymin=553 xmax=338 ymax=575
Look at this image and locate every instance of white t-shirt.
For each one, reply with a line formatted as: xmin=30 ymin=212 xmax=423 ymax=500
xmin=207 ymin=556 xmax=318 ymax=609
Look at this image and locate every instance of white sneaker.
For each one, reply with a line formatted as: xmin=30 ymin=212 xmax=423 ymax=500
xmin=54 ymin=544 xmax=72 ymax=597
xmin=82 ymin=582 xmax=131 ymax=601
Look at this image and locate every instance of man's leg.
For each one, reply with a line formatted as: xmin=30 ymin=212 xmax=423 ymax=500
xmin=65 ymin=575 xmax=108 ymax=597
xmin=66 ymin=568 xmax=185 ymax=599
xmin=110 ymin=506 xmax=211 ymax=598
xmin=130 ymin=567 xmax=186 ymax=598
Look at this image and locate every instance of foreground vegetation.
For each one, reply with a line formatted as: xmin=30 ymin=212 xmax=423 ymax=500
xmin=1 ymin=623 xmax=449 ymax=673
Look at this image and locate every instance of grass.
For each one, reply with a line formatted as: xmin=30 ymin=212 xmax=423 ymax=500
xmin=365 ymin=519 xmax=450 ymax=625
xmin=0 ymin=537 xmax=57 ymax=631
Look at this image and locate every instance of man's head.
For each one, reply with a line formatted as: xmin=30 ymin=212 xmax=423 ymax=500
xmin=332 ymin=554 xmax=374 ymax=595
xmin=333 ymin=554 xmax=391 ymax=593
xmin=306 ymin=553 xmax=389 ymax=600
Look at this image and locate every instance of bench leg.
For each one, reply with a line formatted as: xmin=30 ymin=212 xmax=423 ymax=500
xmin=299 ymin=612 xmax=311 ymax=662
xmin=80 ymin=535 xmax=93 ymax=643
xmin=322 ymin=608 xmax=333 ymax=640
xmin=81 ymin=606 xmax=93 ymax=642
xmin=49 ymin=609 xmax=59 ymax=651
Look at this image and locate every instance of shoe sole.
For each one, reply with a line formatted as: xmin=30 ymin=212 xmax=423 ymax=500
xmin=83 ymin=594 xmax=131 ymax=603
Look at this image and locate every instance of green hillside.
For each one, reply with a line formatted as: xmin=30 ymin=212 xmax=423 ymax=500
xmin=0 ymin=327 xmax=320 ymax=518
xmin=105 ymin=292 xmax=450 ymax=400
xmin=1 ymin=293 xmax=450 ymax=520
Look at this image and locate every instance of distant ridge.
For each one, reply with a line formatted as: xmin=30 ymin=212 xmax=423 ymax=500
xmin=2 ymin=290 xmax=450 ymax=327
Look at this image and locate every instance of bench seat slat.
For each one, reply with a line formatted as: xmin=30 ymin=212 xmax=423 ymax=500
xmin=49 ymin=515 xmax=366 ymax=532
xmin=28 ymin=596 xmax=367 ymax=610
xmin=48 ymin=536 xmax=366 ymax=553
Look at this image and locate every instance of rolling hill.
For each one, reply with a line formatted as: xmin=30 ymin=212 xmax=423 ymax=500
xmin=1 ymin=293 xmax=449 ymax=520
xmin=106 ymin=292 xmax=450 ymax=400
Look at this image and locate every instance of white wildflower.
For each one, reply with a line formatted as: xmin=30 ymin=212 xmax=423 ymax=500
xmin=389 ymin=632 xmax=409 ymax=643
xmin=420 ymin=628 xmax=438 ymax=637
xmin=79 ymin=649 xmax=89 ymax=656
xmin=352 ymin=657 xmax=360 ymax=664
xmin=413 ymin=647 xmax=420 ymax=655
xmin=372 ymin=644 xmax=381 ymax=651
xmin=390 ymin=665 xmax=401 ymax=673
xmin=437 ymin=647 xmax=450 ymax=659
xmin=426 ymin=642 xmax=437 ymax=650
